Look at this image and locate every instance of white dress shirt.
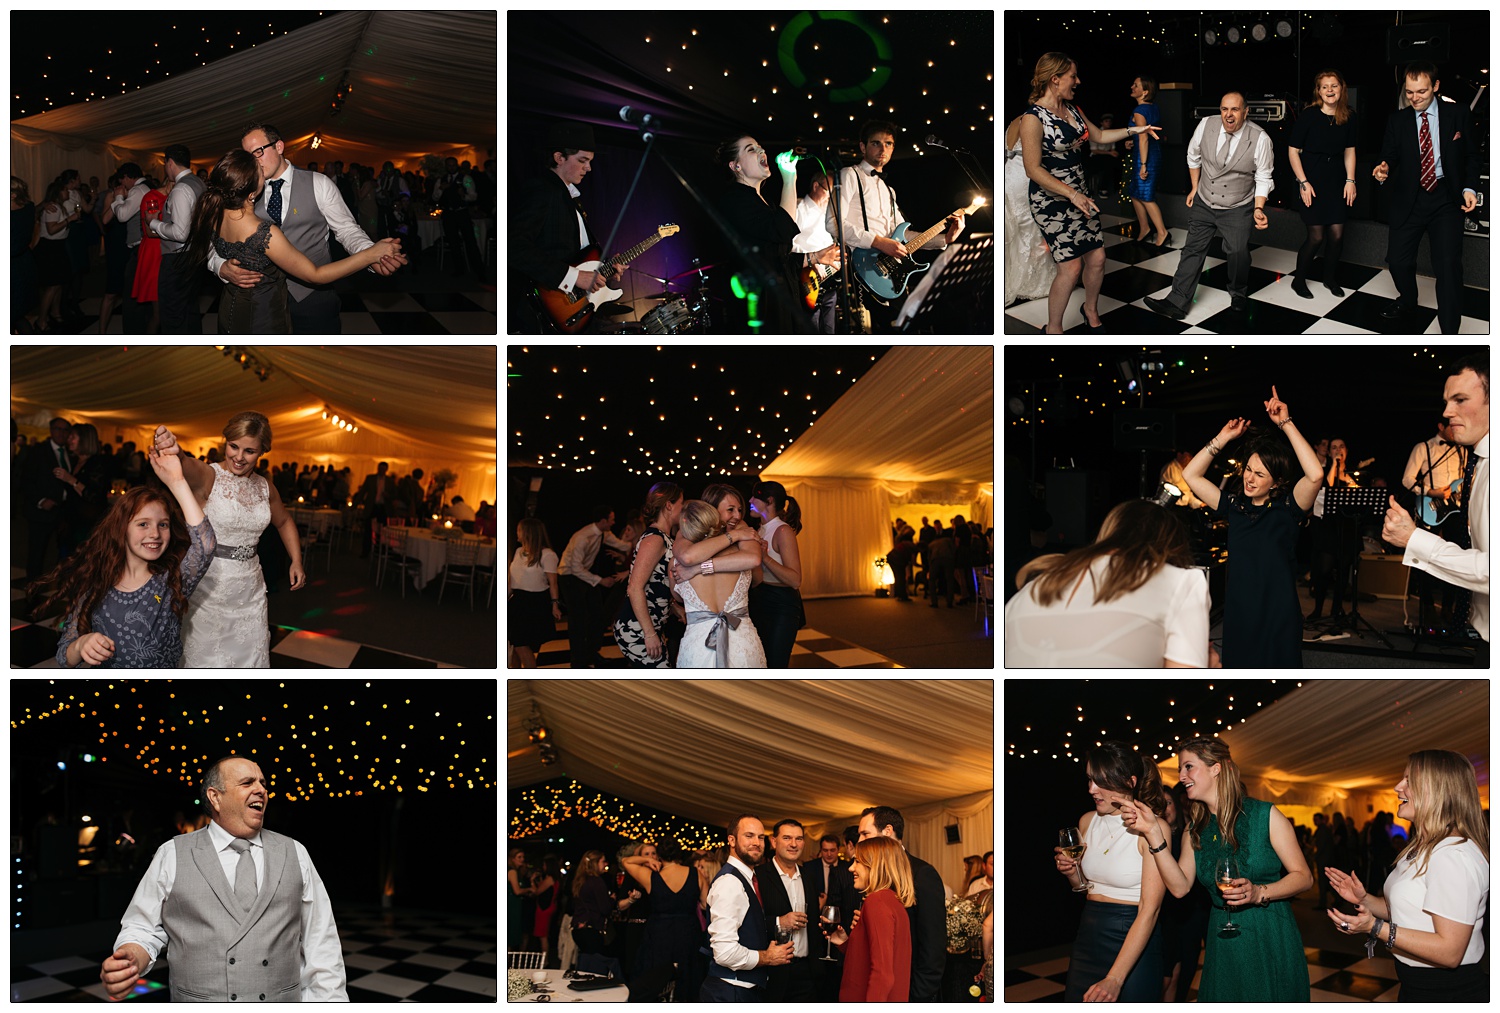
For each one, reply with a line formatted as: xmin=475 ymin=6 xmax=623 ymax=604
xmin=1404 ymin=432 xmax=1488 ymax=641
xmin=1402 ymin=434 xmax=1466 ymax=499
xmin=558 ymin=180 xmax=592 ymax=293
xmin=769 ymin=857 xmax=808 ymax=958
xmin=557 ymin=522 xmax=631 ymax=586
xmin=705 ymin=855 xmax=762 ymax=988
xmin=150 ymin=168 xmax=198 ymax=245
xmin=111 ymin=820 xmax=348 ymax=1001
xmin=831 ymin=161 xmax=946 ymax=253
xmin=1185 ymin=119 xmax=1277 ymax=199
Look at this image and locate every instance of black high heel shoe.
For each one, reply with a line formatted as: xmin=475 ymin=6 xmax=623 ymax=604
xmin=1079 ymin=305 xmax=1104 ymax=330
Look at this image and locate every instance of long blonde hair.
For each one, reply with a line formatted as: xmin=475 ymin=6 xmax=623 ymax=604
xmin=1029 ymin=52 xmax=1075 ymax=103
xmin=852 ymin=836 xmax=915 ymax=907
xmin=571 ymin=850 xmax=605 ymax=897
xmin=1180 ymin=737 xmax=1247 ymax=855
xmin=1398 ymin=749 xmax=1489 ymax=876
xmin=1015 ymin=499 xmax=1194 ymax=606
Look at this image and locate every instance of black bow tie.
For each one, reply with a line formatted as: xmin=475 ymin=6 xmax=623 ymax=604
xmin=870 ymin=168 xmax=883 ymax=178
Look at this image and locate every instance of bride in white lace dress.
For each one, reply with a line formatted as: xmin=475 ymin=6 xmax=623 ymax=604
xmin=672 ymin=500 xmax=766 ymax=668
xmin=152 ymin=414 xmax=306 ymax=667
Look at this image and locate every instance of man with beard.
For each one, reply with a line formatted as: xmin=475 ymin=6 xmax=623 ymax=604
xmin=701 ymin=814 xmax=793 ymax=1001
xmin=99 ymin=756 xmax=346 ymax=1001
xmin=755 ymin=819 xmax=818 ymax=1000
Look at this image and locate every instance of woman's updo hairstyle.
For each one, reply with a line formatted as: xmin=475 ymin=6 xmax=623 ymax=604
xmin=642 ymin=481 xmax=683 ymax=525
xmin=1085 ymin=740 xmax=1168 ymax=818
xmin=714 ymin=135 xmax=753 ymax=181
xmin=1029 ymin=52 xmax=1076 ymax=103
xmin=223 ymin=411 xmax=272 ymax=452
xmin=677 ymin=500 xmax=723 ymax=543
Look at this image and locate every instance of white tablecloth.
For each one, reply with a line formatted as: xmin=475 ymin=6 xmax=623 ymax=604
xmin=515 ymin=969 xmax=629 ymax=1002
xmin=291 ymin=507 xmax=343 ymax=538
xmin=416 ymin=216 xmax=491 ymax=252
xmin=382 ymin=527 xmax=494 ymax=590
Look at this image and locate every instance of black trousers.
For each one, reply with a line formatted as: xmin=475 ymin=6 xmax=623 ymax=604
xmin=1385 ymin=185 xmax=1466 ymax=333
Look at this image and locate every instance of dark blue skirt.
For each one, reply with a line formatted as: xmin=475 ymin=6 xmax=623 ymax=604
xmin=1064 ymin=899 xmax=1163 ymax=1001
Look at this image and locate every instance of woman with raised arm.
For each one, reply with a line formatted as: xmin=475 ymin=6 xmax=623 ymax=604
xmin=1323 ymin=749 xmax=1488 ymax=1002
xmin=1123 ymin=737 xmax=1312 ymax=1001
xmin=1179 ymin=385 xmax=1324 ymax=667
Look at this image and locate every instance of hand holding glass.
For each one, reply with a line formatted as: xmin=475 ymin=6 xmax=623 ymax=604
xmin=818 ymin=904 xmax=840 ymax=961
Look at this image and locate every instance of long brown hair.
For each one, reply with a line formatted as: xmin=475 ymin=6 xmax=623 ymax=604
xmin=516 ymin=517 xmax=552 ymax=567
xmin=1398 ymin=749 xmax=1489 ymax=876
xmin=571 ymin=850 xmax=605 ymax=897
xmin=28 ymin=485 xmax=193 ymax=636
xmin=1307 ymin=69 xmax=1351 ymax=126
xmin=1086 ymin=740 xmax=1169 ymax=819
xmin=1015 ymin=499 xmax=1192 ymax=606
xmin=185 ymin=148 xmax=262 ymax=267
xmin=1179 ymin=737 xmax=1246 ymax=854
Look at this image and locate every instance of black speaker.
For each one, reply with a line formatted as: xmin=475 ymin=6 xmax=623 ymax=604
xmin=944 ymin=824 xmax=961 ymax=845
xmin=1385 ymin=24 xmax=1450 ymax=66
xmin=1044 ymin=470 xmax=1112 ymax=548
xmin=1114 ymin=409 xmax=1178 ymax=452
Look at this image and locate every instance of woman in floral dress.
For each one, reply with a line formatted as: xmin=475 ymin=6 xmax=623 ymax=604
xmin=612 ymin=482 xmax=685 ymax=667
xmin=1021 ymin=52 xmax=1160 ymax=333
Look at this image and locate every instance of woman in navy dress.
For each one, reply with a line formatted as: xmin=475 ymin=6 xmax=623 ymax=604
xmin=1288 ymin=70 xmax=1359 ymax=297
xmin=1178 ymin=387 xmax=1327 ymax=667
xmin=623 ymin=840 xmax=704 ymax=1000
xmin=1021 ymin=52 xmax=1160 ymax=334
xmin=1127 ymin=75 xmax=1171 ymax=247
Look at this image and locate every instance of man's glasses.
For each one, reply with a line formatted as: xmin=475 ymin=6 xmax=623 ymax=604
xmin=248 ymin=143 xmax=276 ymax=158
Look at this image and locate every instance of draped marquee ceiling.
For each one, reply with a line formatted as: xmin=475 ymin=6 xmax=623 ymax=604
xmin=11 ymin=345 xmax=498 ymax=506
xmin=1157 ymin=679 xmax=1489 ymax=809
xmin=508 ymin=678 xmax=993 ymax=827
xmin=759 ymin=345 xmax=994 ymax=597
xmin=11 ymin=11 xmax=496 ymax=189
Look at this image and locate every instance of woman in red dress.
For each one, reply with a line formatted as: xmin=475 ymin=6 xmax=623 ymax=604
xmin=827 ymin=835 xmax=914 ymax=1001
xmin=132 ymin=180 xmax=171 ymax=330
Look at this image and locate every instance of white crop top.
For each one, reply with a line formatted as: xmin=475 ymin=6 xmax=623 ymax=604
xmin=1079 ymin=812 xmax=1142 ymax=903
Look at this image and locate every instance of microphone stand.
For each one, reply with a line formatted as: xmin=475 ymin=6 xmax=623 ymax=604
xmin=815 ymin=151 xmax=868 ymax=335
xmin=929 ymin=142 xmax=994 ymax=193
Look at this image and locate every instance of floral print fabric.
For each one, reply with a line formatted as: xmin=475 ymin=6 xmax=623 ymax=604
xmin=1027 ymin=102 xmax=1103 ymax=264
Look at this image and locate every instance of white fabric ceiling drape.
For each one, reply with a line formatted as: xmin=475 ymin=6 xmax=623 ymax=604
xmin=508 ymin=678 xmax=994 ymax=893
xmin=760 ymin=346 xmax=994 ymax=597
xmin=11 ymin=11 xmax=496 ymax=190
xmin=1155 ymin=679 xmax=1489 ymax=810
xmin=11 ymin=345 xmax=498 ymax=506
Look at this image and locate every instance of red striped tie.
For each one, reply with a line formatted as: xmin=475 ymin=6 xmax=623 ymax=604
xmin=1418 ymin=111 xmax=1437 ymax=192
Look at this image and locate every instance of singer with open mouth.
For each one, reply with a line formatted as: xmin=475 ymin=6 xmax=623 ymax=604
xmin=1321 ymin=750 xmax=1489 ymax=1002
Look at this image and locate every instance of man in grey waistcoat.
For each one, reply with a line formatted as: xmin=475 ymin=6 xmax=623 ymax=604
xmin=1146 ymin=92 xmax=1275 ymax=320
xmin=100 ymin=756 xmax=348 ymax=1001
xmin=151 ymin=144 xmax=207 ymax=334
xmin=208 ymin=123 xmax=407 ymax=333
xmin=105 ymin=162 xmax=154 ymax=334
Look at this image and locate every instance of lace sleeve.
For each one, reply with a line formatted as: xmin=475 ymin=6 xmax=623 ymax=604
xmin=179 ymin=517 xmax=218 ymax=599
xmin=54 ymin=602 xmax=85 ymax=668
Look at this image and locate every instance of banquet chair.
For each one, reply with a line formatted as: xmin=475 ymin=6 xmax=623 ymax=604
xmin=507 ymin=950 xmax=544 ymax=970
xmin=301 ymin=525 xmax=335 ymax=573
xmin=378 ymin=527 xmax=423 ymax=599
xmin=975 ymin=568 xmax=995 ymax=631
xmin=438 ymin=540 xmax=480 ymax=609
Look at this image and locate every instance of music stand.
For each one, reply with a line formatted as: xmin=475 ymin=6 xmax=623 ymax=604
xmin=1323 ymin=487 xmax=1395 ymax=651
xmin=899 ymin=233 xmax=994 ymax=333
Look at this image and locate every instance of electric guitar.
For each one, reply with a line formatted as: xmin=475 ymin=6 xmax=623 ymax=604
xmin=533 ymin=224 xmax=679 ymax=333
xmin=1418 ymin=478 xmax=1465 ymax=527
xmin=851 ymin=198 xmax=984 ymax=301
xmin=799 ymin=260 xmax=839 ymax=310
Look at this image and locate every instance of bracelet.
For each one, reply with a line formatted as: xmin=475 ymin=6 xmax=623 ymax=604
xmin=1386 ymin=920 xmax=1397 ymax=950
xmin=1369 ymin=916 xmax=1383 ymax=940
xmin=1148 ymin=837 xmax=1170 ymax=854
xmin=1276 ymin=417 xmax=1294 ymax=429
xmin=700 ymin=560 xmax=714 ymax=575
xmin=1298 ymin=179 xmax=1308 ymax=186
xmin=1205 ymin=439 xmax=1222 ymax=456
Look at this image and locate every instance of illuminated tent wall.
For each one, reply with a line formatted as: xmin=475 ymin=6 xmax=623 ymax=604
xmin=508 ymin=679 xmax=994 ymax=895
xmin=1155 ymin=679 xmax=1489 ymax=827
xmin=11 ymin=345 xmax=498 ymax=508
xmin=758 ymin=346 xmax=994 ymax=598
xmin=11 ymin=11 xmax=496 ymax=190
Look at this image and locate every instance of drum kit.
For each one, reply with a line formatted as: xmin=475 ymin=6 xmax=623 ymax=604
xmin=600 ymin=259 xmax=718 ymax=334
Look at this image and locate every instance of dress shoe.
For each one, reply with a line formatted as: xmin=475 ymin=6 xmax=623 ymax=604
xmin=1079 ymin=305 xmax=1104 ymax=330
xmin=1380 ymin=302 xmax=1408 ymax=320
xmin=1231 ymin=296 xmax=1250 ymax=312
xmin=1291 ymin=277 xmax=1313 ymax=299
xmin=1144 ymin=295 xmax=1186 ymax=320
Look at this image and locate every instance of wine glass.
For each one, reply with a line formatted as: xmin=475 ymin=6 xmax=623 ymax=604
xmin=818 ymin=904 xmax=840 ymax=961
xmin=1059 ymin=827 xmax=1090 ymax=891
xmin=1215 ymin=856 xmax=1241 ymax=938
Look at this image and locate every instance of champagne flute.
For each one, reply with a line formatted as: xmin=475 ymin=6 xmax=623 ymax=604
xmin=1059 ymin=827 xmax=1090 ymax=892
xmin=1215 ymin=856 xmax=1241 ymax=938
xmin=818 ymin=904 xmax=840 ymax=961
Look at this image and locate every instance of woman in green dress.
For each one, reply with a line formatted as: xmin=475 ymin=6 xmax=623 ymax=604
xmin=1125 ymin=735 xmax=1312 ymax=1000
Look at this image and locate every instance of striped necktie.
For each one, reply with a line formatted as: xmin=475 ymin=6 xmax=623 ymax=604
xmin=1418 ymin=112 xmax=1437 ymax=193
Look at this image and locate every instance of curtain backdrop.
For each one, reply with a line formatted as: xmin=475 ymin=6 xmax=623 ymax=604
xmin=11 ymin=345 xmax=498 ymax=507
xmin=760 ymin=346 xmax=994 ymax=597
xmin=11 ymin=11 xmax=496 ymax=190
xmin=508 ymin=679 xmax=995 ymax=844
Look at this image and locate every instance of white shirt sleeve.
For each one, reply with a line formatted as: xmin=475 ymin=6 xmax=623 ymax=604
xmin=112 ymin=841 xmax=176 ymax=973
xmin=310 ymin=172 xmax=375 ymax=257
xmin=295 ymin=841 xmax=350 ymax=1001
xmin=1185 ymin=118 xmax=1209 ymax=169
xmin=1163 ymin=567 xmax=1210 ymax=667
xmin=1421 ymin=842 xmax=1488 ymax=926
xmin=1404 ymin=527 xmax=1488 ymax=594
xmin=705 ymin=874 xmax=761 ymax=972
xmin=1253 ymin=131 xmax=1276 ymax=199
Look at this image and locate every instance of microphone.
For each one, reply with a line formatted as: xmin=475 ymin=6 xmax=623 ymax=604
xmin=619 ymin=106 xmax=661 ymax=129
xmin=925 ymin=134 xmax=948 ymax=149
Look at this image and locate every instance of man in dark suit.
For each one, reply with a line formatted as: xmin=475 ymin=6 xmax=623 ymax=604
xmin=859 ymin=805 xmax=946 ymax=1002
xmin=801 ymin=833 xmax=856 ymax=1000
xmin=754 ymin=819 xmax=818 ymax=1000
xmin=510 ymin=121 xmax=626 ymax=333
xmin=354 ymin=462 xmax=393 ymax=559
xmin=1373 ymin=61 xmax=1480 ymax=334
xmin=22 ymin=417 xmax=76 ymax=582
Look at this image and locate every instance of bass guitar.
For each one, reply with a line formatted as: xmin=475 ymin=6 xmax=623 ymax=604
xmin=534 ymin=224 xmax=679 ymax=333
xmin=851 ymin=197 xmax=984 ymax=301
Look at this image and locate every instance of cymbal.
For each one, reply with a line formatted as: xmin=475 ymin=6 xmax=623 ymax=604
xmin=596 ymin=303 xmax=633 ymax=316
xmin=670 ymin=263 xmax=719 ymax=280
xmin=642 ymin=291 xmax=677 ymax=301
